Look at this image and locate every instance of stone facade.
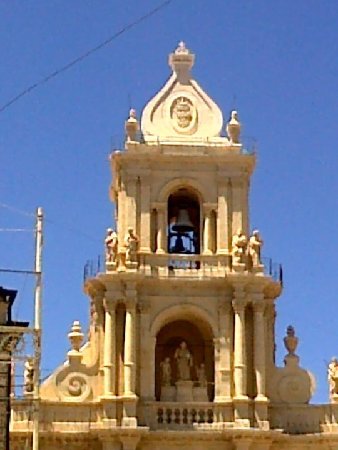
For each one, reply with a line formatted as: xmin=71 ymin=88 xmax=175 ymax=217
xmin=10 ymin=43 xmax=338 ymax=450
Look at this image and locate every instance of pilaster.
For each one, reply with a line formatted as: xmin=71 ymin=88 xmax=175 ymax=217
xmin=102 ymin=298 xmax=117 ymax=397
xmin=252 ymin=293 xmax=269 ymax=429
xmin=138 ymin=300 xmax=154 ymax=400
xmin=231 ymin=176 xmax=246 ymax=235
xmin=216 ymin=176 xmax=229 ymax=254
xmin=215 ymin=298 xmax=233 ymax=402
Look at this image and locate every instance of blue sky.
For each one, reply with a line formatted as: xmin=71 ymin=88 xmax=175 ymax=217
xmin=1 ymin=0 xmax=338 ymax=402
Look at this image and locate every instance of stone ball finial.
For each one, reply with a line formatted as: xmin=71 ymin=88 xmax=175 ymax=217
xmin=68 ymin=320 xmax=84 ymax=352
xmin=125 ymin=108 xmax=139 ymax=142
xmin=226 ymin=110 xmax=241 ymax=144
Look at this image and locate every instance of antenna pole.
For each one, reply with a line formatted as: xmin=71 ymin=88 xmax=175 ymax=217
xmin=32 ymin=207 xmax=43 ymax=450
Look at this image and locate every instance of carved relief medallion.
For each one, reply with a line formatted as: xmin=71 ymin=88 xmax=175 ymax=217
xmin=170 ymin=96 xmax=197 ymax=134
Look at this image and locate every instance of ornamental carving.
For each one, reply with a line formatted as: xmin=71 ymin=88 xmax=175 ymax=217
xmin=170 ymin=96 xmax=197 ymax=133
xmin=59 ymin=372 xmax=92 ymax=402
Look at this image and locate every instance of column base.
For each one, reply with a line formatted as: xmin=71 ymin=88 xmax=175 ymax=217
xmin=254 ymin=395 xmax=269 ymax=429
xmin=121 ymin=417 xmax=138 ymax=428
xmin=233 ymin=396 xmax=250 ymax=427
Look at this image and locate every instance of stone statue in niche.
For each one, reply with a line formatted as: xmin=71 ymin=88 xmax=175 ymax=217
xmin=196 ymin=363 xmax=207 ymax=387
xmin=174 ymin=341 xmax=193 ymax=381
xmin=248 ymin=229 xmax=263 ymax=267
xmin=23 ymin=357 xmax=34 ymax=395
xmin=231 ymin=229 xmax=248 ymax=265
xmin=328 ymin=357 xmax=338 ymax=400
xmin=105 ymin=228 xmax=118 ymax=263
xmin=160 ymin=357 xmax=172 ymax=386
xmin=124 ymin=227 xmax=139 ymax=263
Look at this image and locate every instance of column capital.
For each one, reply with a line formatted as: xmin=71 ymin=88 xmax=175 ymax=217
xmin=252 ymin=300 xmax=266 ymax=314
xmin=125 ymin=297 xmax=137 ymax=310
xmin=103 ymin=298 xmax=117 ymax=312
xmin=232 ymin=298 xmax=247 ymax=313
xmin=203 ymin=202 xmax=217 ymax=213
xmin=151 ymin=202 xmax=166 ymax=211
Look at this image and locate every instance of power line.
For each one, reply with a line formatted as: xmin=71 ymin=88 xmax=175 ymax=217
xmin=0 ymin=0 xmax=173 ymax=114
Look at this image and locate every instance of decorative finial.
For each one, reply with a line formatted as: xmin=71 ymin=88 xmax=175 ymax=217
xmin=226 ymin=110 xmax=241 ymax=144
xmin=125 ymin=108 xmax=139 ymax=142
xmin=283 ymin=325 xmax=299 ymax=356
xmin=175 ymin=41 xmax=189 ymax=54
xmin=169 ymin=41 xmax=195 ymax=76
xmin=68 ymin=320 xmax=84 ymax=352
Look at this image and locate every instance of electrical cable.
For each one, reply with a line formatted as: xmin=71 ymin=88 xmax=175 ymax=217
xmin=0 ymin=0 xmax=174 ymax=114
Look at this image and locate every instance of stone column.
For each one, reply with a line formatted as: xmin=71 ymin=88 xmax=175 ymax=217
xmin=215 ymin=300 xmax=233 ymax=401
xmin=103 ymin=299 xmax=116 ymax=397
xmin=155 ymin=203 xmax=166 ymax=254
xmin=232 ymin=284 xmax=249 ymax=427
xmin=139 ymin=178 xmax=151 ymax=253
xmin=124 ymin=300 xmax=136 ymax=396
xmin=253 ymin=298 xmax=267 ymax=399
xmin=122 ymin=284 xmax=138 ymax=427
xmin=203 ymin=205 xmax=213 ymax=255
xmin=232 ymin=294 xmax=247 ymax=399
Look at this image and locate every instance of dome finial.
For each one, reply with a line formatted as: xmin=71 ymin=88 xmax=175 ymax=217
xmin=169 ymin=41 xmax=195 ymax=75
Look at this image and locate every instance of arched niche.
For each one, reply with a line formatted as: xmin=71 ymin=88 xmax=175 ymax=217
xmin=167 ymin=187 xmax=201 ymax=255
xmin=155 ymin=318 xmax=214 ymax=401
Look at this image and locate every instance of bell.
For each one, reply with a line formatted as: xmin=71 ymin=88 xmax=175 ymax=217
xmin=172 ymin=208 xmax=194 ymax=232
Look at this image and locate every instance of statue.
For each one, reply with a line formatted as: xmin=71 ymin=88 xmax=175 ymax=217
xmin=328 ymin=357 xmax=338 ymax=399
xmin=174 ymin=341 xmax=193 ymax=381
xmin=124 ymin=227 xmax=139 ymax=263
xmin=248 ymin=229 xmax=263 ymax=267
xmin=160 ymin=357 xmax=172 ymax=386
xmin=196 ymin=363 xmax=207 ymax=387
xmin=226 ymin=110 xmax=241 ymax=144
xmin=231 ymin=229 xmax=247 ymax=265
xmin=23 ymin=357 xmax=34 ymax=394
xmin=125 ymin=108 xmax=139 ymax=142
xmin=105 ymin=228 xmax=118 ymax=263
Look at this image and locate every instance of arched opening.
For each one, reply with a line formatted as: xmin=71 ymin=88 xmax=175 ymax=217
xmin=155 ymin=319 xmax=214 ymax=401
xmin=167 ymin=188 xmax=200 ymax=255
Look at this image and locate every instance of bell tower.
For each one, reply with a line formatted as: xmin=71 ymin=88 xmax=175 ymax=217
xmin=85 ymin=42 xmax=285 ymax=437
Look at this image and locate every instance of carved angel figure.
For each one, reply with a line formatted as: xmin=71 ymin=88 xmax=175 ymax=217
xmin=231 ymin=229 xmax=248 ymax=265
xmin=124 ymin=227 xmax=139 ymax=262
xmin=160 ymin=357 xmax=172 ymax=386
xmin=23 ymin=357 xmax=34 ymax=394
xmin=248 ymin=229 xmax=263 ymax=266
xmin=105 ymin=228 xmax=118 ymax=263
xmin=328 ymin=357 xmax=338 ymax=398
xmin=196 ymin=363 xmax=207 ymax=387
